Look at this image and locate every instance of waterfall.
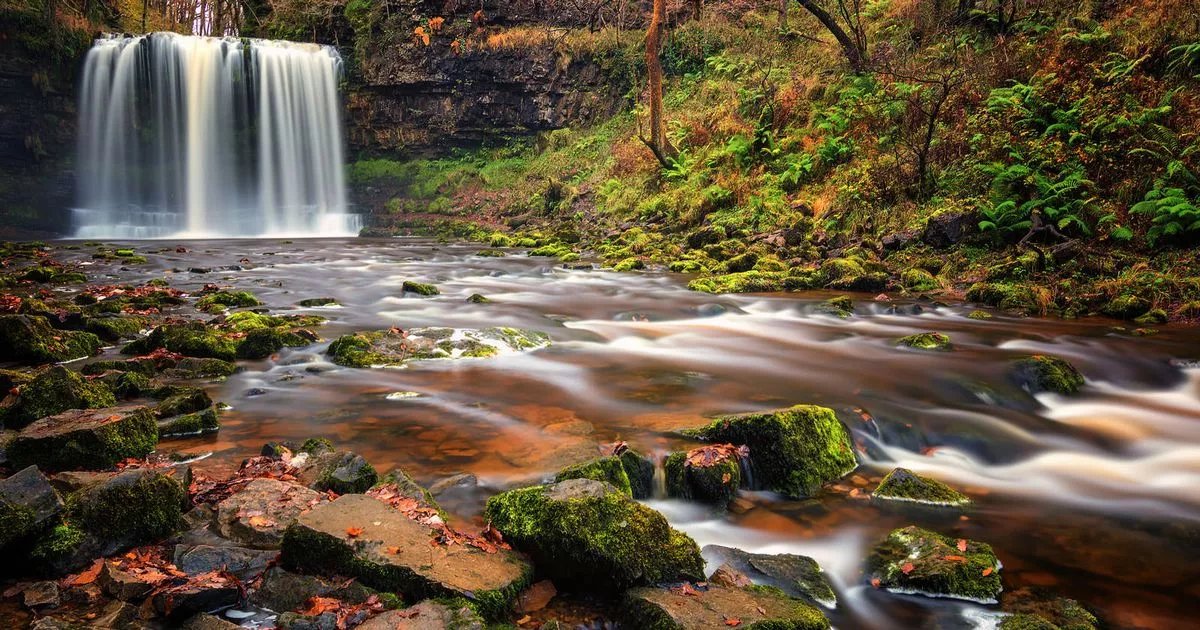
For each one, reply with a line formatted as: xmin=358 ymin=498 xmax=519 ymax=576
xmin=73 ymin=32 xmax=361 ymax=239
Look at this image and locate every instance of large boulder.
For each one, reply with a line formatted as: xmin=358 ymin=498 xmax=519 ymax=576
xmin=328 ymin=327 xmax=550 ymax=368
xmin=703 ymin=545 xmax=836 ymax=607
xmin=554 ymin=455 xmax=634 ymax=496
xmin=0 ymin=315 xmax=102 ymax=364
xmin=0 ymin=366 xmax=116 ymax=430
xmin=281 ymin=494 xmax=532 ymax=619
xmin=123 ymin=323 xmax=239 ymax=361
xmin=484 ymin=479 xmax=705 ymax=591
xmin=214 ymin=478 xmax=327 ymax=548
xmin=682 ymin=405 xmax=857 ymax=498
xmin=7 ymin=406 xmax=158 ymax=471
xmin=664 ymin=445 xmax=743 ymax=508
xmin=623 ymin=583 xmax=829 ymax=629
xmin=0 ymin=466 xmax=63 ymax=548
xmin=1010 ymin=355 xmax=1085 ymax=396
xmin=250 ymin=566 xmax=377 ymax=614
xmin=867 ymin=526 xmax=1003 ymax=603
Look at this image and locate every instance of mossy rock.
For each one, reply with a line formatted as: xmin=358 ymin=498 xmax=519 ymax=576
xmin=7 ymin=406 xmax=158 ymax=471
xmin=153 ymin=387 xmax=212 ymax=418
xmin=123 ymin=323 xmax=239 ymax=362
xmin=664 ymin=449 xmax=741 ymax=509
xmin=620 ymin=449 xmax=657 ymax=500
xmin=613 ymin=257 xmax=646 ymax=272
xmin=820 ymin=258 xmax=888 ymax=292
xmin=327 ymin=327 xmax=550 ymax=368
xmin=81 ymin=358 xmax=158 ymax=377
xmin=815 ymin=295 xmax=853 ymax=318
xmin=896 ymin=332 xmax=952 ymax=351
xmin=66 ymin=469 xmax=185 ymax=555
xmin=1001 ymin=588 xmax=1098 ymax=630
xmin=1134 ymin=309 xmax=1167 ymax=325
xmin=357 ymin=599 xmax=484 ymax=629
xmin=312 ymin=452 xmax=378 ymax=494
xmin=683 ymin=405 xmax=856 ymax=499
xmin=84 ymin=316 xmax=149 ymax=342
xmin=901 ymin=268 xmax=939 ymax=292
xmin=282 ymin=494 xmax=532 ymax=620
xmin=157 ymin=407 xmax=220 ymax=438
xmin=967 ymin=310 xmax=993 ymax=320
xmin=622 ymin=583 xmax=829 ymax=629
xmin=0 ymin=466 xmax=63 ymax=550
xmin=703 ymin=545 xmax=836 ymax=608
xmin=965 ymin=282 xmax=1047 ymax=315
xmin=867 ymin=526 xmax=1002 ymax=603
xmin=103 ymin=371 xmax=151 ymax=399
xmin=195 ymin=291 xmax=262 ymax=310
xmin=1010 ymin=355 xmax=1084 ymax=395
xmin=466 ymin=293 xmax=491 ymax=304
xmin=402 ymin=281 xmax=440 ymax=296
xmin=0 ymin=366 xmax=116 ymax=430
xmin=554 ymin=456 xmax=632 ymax=496
xmin=1101 ymin=295 xmax=1150 ymax=320
xmin=484 ymin=479 xmax=704 ymax=591
xmin=0 ymin=315 xmax=103 ymax=364
xmin=688 ymin=271 xmax=787 ymax=294
xmin=236 ymin=328 xmax=288 ymax=359
xmin=872 ymin=468 xmax=970 ymax=507
xmin=999 ymin=613 xmax=1061 ymax=630
xmin=297 ymin=297 xmax=338 ymax=307
xmin=166 ymin=357 xmax=239 ymax=379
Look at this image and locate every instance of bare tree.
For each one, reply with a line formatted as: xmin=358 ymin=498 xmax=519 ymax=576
xmin=883 ymin=52 xmax=968 ymax=200
xmin=639 ymin=0 xmax=672 ymax=167
xmin=795 ymin=0 xmax=869 ymax=71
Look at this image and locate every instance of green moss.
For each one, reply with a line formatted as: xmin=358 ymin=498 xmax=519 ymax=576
xmin=1134 ymin=308 xmax=1167 ymax=325
xmin=484 ymin=480 xmax=705 ymax=591
xmin=28 ymin=524 xmax=86 ymax=565
xmin=7 ymin=407 xmax=159 ymax=472
xmin=683 ymin=405 xmax=856 ymax=498
xmin=298 ymin=297 xmax=338 ymax=307
xmin=0 ymin=500 xmax=37 ymax=548
xmin=872 ymin=468 xmax=970 ymax=507
xmin=475 ymin=249 xmax=507 ymax=257
xmin=328 ymin=334 xmax=383 ymax=368
xmin=688 ymin=271 xmax=787 ymax=294
xmin=555 ymin=457 xmax=633 ymax=496
xmin=154 ymin=387 xmax=212 ymax=418
xmin=314 ymin=453 xmax=378 ymax=494
xmin=169 ymin=357 xmax=238 ymax=378
xmin=467 ymin=293 xmax=491 ymax=304
xmin=67 ymin=471 xmax=184 ymax=544
xmin=236 ymin=328 xmax=287 ymax=359
xmin=867 ymin=526 xmax=1002 ymax=603
xmin=1102 ymin=294 xmax=1150 ymax=320
xmin=402 ymin=281 xmax=440 ymax=296
xmin=965 ymin=282 xmax=1048 ymax=315
xmin=0 ymin=366 xmax=116 ymax=429
xmin=815 ymin=295 xmax=854 ymax=317
xmin=123 ymin=323 xmax=239 ymax=361
xmin=84 ymin=316 xmax=149 ymax=342
xmin=998 ymin=614 xmax=1062 ymax=630
xmin=820 ymin=258 xmax=888 ymax=291
xmin=665 ymin=451 xmax=740 ymax=508
xmin=530 ymin=244 xmax=573 ymax=258
xmin=967 ymin=310 xmax=993 ymax=320
xmin=0 ymin=315 xmax=103 ymax=364
xmin=195 ymin=290 xmax=262 ymax=310
xmin=301 ymin=438 xmax=335 ymax=455
xmin=896 ymin=332 xmax=952 ymax=351
xmin=1011 ymin=355 xmax=1085 ymax=395
xmin=901 ymin=268 xmax=939 ymax=292
xmin=613 ymin=257 xmax=646 ymax=272
xmin=619 ymin=450 xmax=657 ymax=500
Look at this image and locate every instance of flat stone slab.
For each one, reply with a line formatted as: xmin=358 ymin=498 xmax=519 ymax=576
xmin=357 ymin=600 xmax=484 ymax=630
xmin=214 ymin=478 xmax=326 ymax=548
xmin=703 ymin=545 xmax=836 ymax=607
xmin=282 ymin=494 xmax=531 ymax=618
xmin=7 ymin=405 xmax=158 ymax=471
xmin=0 ymin=465 xmax=62 ymax=547
xmin=623 ymin=584 xmax=830 ymax=629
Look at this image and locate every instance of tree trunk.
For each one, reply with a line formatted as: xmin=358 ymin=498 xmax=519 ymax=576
xmin=142 ymin=0 xmax=149 ymax=32
xmin=779 ymin=0 xmax=788 ymax=28
xmin=643 ymin=0 xmax=669 ymax=166
xmin=796 ymin=0 xmax=868 ymax=72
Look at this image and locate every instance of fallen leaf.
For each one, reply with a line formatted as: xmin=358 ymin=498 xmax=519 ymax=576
xmin=386 ymin=546 xmax=401 ymax=555
xmin=956 ymin=538 xmax=967 ymax=552
xmin=725 ymin=616 xmax=742 ymax=626
xmin=901 ymin=562 xmax=915 ymax=575
xmin=982 ymin=567 xmax=994 ymax=576
xmin=870 ymin=578 xmax=881 ymax=588
xmin=248 ymin=515 xmax=275 ymax=528
xmin=346 ymin=527 xmax=364 ymax=538
xmin=62 ymin=559 xmax=103 ymax=586
xmin=942 ymin=555 xmax=967 ymax=563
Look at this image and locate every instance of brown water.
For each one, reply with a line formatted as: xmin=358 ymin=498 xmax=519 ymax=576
xmin=64 ymin=238 xmax=1200 ymax=629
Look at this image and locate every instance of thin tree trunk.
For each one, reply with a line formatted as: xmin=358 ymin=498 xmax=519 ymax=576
xmin=796 ymin=0 xmax=868 ymax=71
xmin=642 ymin=0 xmax=670 ymax=166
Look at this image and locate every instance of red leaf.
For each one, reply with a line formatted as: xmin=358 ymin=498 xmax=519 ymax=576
xmin=62 ymin=559 xmax=103 ymax=586
xmin=345 ymin=527 xmax=364 ymax=538
xmin=724 ymin=617 xmax=742 ymax=627
xmin=870 ymin=578 xmax=881 ymax=588
xmin=942 ymin=555 xmax=968 ymax=563
xmin=901 ymin=562 xmax=915 ymax=575
xmin=956 ymin=538 xmax=967 ymax=552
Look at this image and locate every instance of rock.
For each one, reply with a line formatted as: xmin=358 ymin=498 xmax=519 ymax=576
xmin=123 ymin=323 xmax=239 ymax=362
xmin=67 ymin=469 xmax=186 ymax=556
xmin=0 ymin=465 xmax=63 ymax=548
xmin=872 ymin=468 xmax=970 ymax=507
xmin=84 ymin=315 xmax=149 ymax=342
xmin=820 ymin=258 xmax=888 ymax=292
xmin=1101 ymin=294 xmax=1150 ymax=320
xmin=377 ymin=469 xmax=441 ymax=509
xmin=682 ymin=405 xmax=857 ymax=499
xmin=91 ymin=600 xmax=142 ymax=628
xmin=664 ymin=446 xmax=742 ymax=508
xmin=327 ymin=327 xmax=550 ymax=367
xmin=310 ymin=452 xmax=377 ymax=494
xmin=149 ymin=577 xmax=241 ymax=621
xmin=554 ymin=456 xmax=633 ymax=496
xmin=1011 ymin=355 xmax=1085 ymax=395
xmin=881 ymin=230 xmax=918 ymax=253
xmin=967 ymin=310 xmax=993 ymax=320
xmin=0 ymin=365 xmax=116 ymax=430
xmin=515 ymin=579 xmax=557 ymax=613
xmin=195 ymin=290 xmax=261 ymax=309
xmin=484 ymin=479 xmax=704 ymax=592
xmin=249 ymin=566 xmax=375 ymax=614
xmin=966 ymin=282 xmax=1047 ymax=315
xmin=214 ymin=478 xmax=327 ymax=548
xmin=867 ymin=526 xmax=1002 ymax=603
xmin=174 ymin=545 xmax=279 ymax=581
xmin=154 ymin=387 xmax=212 ymax=417
xmin=357 ymin=599 xmax=484 ymax=630
xmin=622 ymin=583 xmax=829 ymax=629
xmin=298 ymin=298 xmax=338 ymax=307
xmin=708 ymin=564 xmax=752 ymax=588
xmin=181 ymin=614 xmax=241 ymax=630
xmin=702 ymin=545 xmax=836 ymax=607
xmin=99 ymin=560 xmax=155 ymax=601
xmin=7 ymin=405 xmax=158 ymax=471
xmin=466 ymin=293 xmax=490 ymax=303
xmin=619 ymin=449 xmax=657 ymax=500
xmin=815 ymin=295 xmax=853 ymax=318
xmin=896 ymin=332 xmax=952 ymax=351
xmin=427 ymin=472 xmax=476 ymax=497
xmin=282 ymin=494 xmax=532 ymax=619
xmin=901 ymin=268 xmax=939 ymax=292
xmin=922 ymin=210 xmax=977 ymax=248
xmin=0 ymin=314 xmax=102 ymax=364
xmin=165 ymin=357 xmax=239 ymax=379
xmin=158 ymin=406 xmax=220 ymax=438
xmin=23 ymin=580 xmax=60 ymax=608
xmin=1000 ymin=587 xmax=1098 ymax=630
xmin=402 ymin=281 xmax=440 ymax=296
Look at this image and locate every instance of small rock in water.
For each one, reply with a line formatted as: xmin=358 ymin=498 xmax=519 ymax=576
xmin=385 ymin=391 xmax=423 ymax=400
xmin=867 ymin=526 xmax=1002 ymax=603
xmin=872 ymin=467 xmax=971 ymax=507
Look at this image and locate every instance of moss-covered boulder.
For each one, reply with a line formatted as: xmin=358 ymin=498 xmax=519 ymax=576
xmin=682 ymin=405 xmax=856 ymax=499
xmin=236 ymin=328 xmax=288 ymax=359
xmin=872 ymin=468 xmax=970 ymax=507
xmin=0 ymin=466 xmax=63 ymax=549
xmin=1010 ymin=355 xmax=1084 ymax=395
xmin=554 ymin=456 xmax=633 ymax=496
xmin=867 ymin=526 xmax=1002 ymax=603
xmin=282 ymin=494 xmax=532 ymax=619
xmin=0 ymin=366 xmax=116 ymax=430
xmin=664 ymin=446 xmax=742 ymax=508
xmin=123 ymin=323 xmax=239 ymax=361
xmin=68 ymin=469 xmax=184 ymax=551
xmin=1000 ymin=588 xmax=1098 ymax=630
xmin=815 ymin=295 xmax=853 ymax=318
xmin=896 ymin=332 xmax=952 ymax=351
xmin=485 ymin=479 xmax=704 ymax=591
xmin=84 ymin=316 xmax=149 ymax=343
xmin=402 ymin=281 xmax=440 ymax=296
xmin=311 ymin=452 xmax=378 ymax=494
xmin=901 ymin=268 xmax=939 ymax=292
xmin=620 ymin=449 xmax=657 ymax=500
xmin=821 ymin=258 xmax=888 ymax=292
xmin=965 ymin=282 xmax=1047 ymax=315
xmin=157 ymin=406 xmax=220 ymax=438
xmin=1101 ymin=295 xmax=1150 ymax=320
xmin=153 ymin=387 xmax=212 ymax=417
xmin=7 ymin=406 xmax=158 ymax=471
xmin=166 ymin=357 xmax=239 ymax=379
xmin=0 ymin=315 xmax=103 ymax=364
xmin=328 ymin=327 xmax=551 ymax=368
xmin=688 ymin=271 xmax=787 ymax=294
xmin=622 ymin=583 xmax=829 ymax=630
xmin=703 ymin=545 xmax=836 ymax=608
xmin=195 ymin=290 xmax=262 ymax=310
xmin=297 ymin=297 xmax=338 ymax=307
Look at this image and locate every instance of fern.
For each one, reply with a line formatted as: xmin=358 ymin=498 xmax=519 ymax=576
xmin=1132 ymin=187 xmax=1200 ymax=245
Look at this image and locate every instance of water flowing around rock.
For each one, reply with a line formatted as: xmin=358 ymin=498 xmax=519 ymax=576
xmin=73 ymin=32 xmax=360 ymax=239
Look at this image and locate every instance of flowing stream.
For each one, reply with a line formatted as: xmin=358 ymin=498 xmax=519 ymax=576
xmin=65 ymin=238 xmax=1200 ymax=629
xmin=72 ymin=33 xmax=359 ymax=239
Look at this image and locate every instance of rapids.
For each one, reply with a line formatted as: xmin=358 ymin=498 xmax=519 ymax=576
xmin=64 ymin=238 xmax=1200 ymax=629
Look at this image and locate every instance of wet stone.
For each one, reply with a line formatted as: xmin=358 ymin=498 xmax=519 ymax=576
xmin=181 ymin=614 xmax=242 ymax=630
xmin=0 ymin=465 xmax=63 ymax=548
xmin=7 ymin=405 xmax=158 ymax=472
xmin=173 ymin=544 xmax=279 ymax=581
xmin=872 ymin=467 xmax=970 ymax=507
xmin=281 ymin=494 xmax=532 ymax=619
xmin=357 ymin=600 xmax=484 ymax=630
xmin=622 ymin=583 xmax=829 ymax=630
xmin=867 ymin=526 xmax=1003 ymax=603
xmin=22 ymin=581 xmax=60 ymax=608
xmin=0 ymin=365 xmax=116 ymax=431
xmin=703 ymin=544 xmax=837 ymax=607
xmin=99 ymin=560 xmax=155 ymax=601
xmin=214 ymin=478 xmax=327 ymax=548
xmin=249 ymin=566 xmax=374 ymax=615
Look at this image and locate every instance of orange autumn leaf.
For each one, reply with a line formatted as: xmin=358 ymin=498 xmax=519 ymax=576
xmin=982 ymin=567 xmax=994 ymax=576
xmin=63 ymin=559 xmax=103 ymax=586
xmin=942 ymin=555 xmax=967 ymax=562
xmin=413 ymin=26 xmax=430 ymax=46
xmin=386 ymin=546 xmax=401 ymax=555
xmin=428 ymin=16 xmax=445 ymax=33
xmin=724 ymin=617 xmax=742 ymax=627
xmin=248 ymin=515 xmax=275 ymax=528
xmin=901 ymin=562 xmax=915 ymax=575
xmin=298 ymin=596 xmax=342 ymax=616
xmin=346 ymin=527 xmax=364 ymax=538
xmin=870 ymin=577 xmax=881 ymax=588
xmin=956 ymin=539 xmax=967 ymax=552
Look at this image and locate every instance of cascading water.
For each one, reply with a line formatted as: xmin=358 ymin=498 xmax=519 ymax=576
xmin=72 ymin=32 xmax=361 ymax=239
